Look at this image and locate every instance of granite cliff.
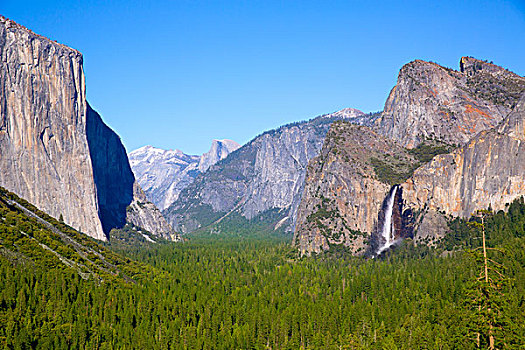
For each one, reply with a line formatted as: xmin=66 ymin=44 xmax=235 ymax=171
xmin=85 ymin=104 xmax=135 ymax=235
xmin=293 ymin=121 xmax=417 ymax=255
xmin=198 ymin=139 xmax=240 ymax=172
xmin=402 ymin=93 xmax=525 ymax=241
xmin=129 ymin=139 xmax=240 ymax=211
xmin=164 ymin=108 xmax=368 ymax=234
xmin=295 ymin=58 xmax=525 ymax=255
xmin=125 ymin=182 xmax=179 ymax=240
xmin=0 ymin=16 xmax=175 ymax=241
xmin=375 ymin=57 xmax=525 ymax=148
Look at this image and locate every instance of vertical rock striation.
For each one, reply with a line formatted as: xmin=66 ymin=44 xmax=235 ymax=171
xmin=402 ymin=93 xmax=525 ymax=237
xmin=0 ymin=16 xmax=106 ymax=239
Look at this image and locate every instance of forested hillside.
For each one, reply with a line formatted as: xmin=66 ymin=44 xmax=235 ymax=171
xmin=1 ymin=190 xmax=524 ymax=348
xmin=0 ymin=187 xmax=155 ymax=283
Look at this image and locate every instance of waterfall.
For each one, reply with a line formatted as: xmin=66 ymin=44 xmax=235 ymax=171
xmin=376 ymin=186 xmax=398 ymax=255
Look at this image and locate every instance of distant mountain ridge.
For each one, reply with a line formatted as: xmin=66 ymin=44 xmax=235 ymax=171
xmin=129 ymin=139 xmax=240 ymax=210
xmin=163 ymin=108 xmax=370 ymax=234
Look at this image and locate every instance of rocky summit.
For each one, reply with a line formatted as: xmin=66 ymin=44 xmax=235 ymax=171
xmin=129 ymin=139 xmax=240 ymax=211
xmin=198 ymin=139 xmax=241 ymax=172
xmin=295 ymin=57 xmax=525 ymax=255
xmin=375 ymin=57 xmax=525 ymax=148
xmin=163 ymin=109 xmax=370 ymax=234
xmin=125 ymin=182 xmax=180 ymax=241
xmin=0 ymin=16 xmax=176 ymax=241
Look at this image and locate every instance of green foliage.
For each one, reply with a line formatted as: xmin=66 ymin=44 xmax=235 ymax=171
xmin=439 ymin=198 xmax=525 ymax=347
xmin=190 ymin=207 xmax=291 ymax=238
xmin=370 ymin=139 xmax=455 ymax=185
xmin=441 ymin=197 xmax=525 ymax=251
xmin=407 ymin=139 xmax=455 ymax=164
xmin=369 ymin=156 xmax=415 ymax=185
xmin=463 ymin=247 xmax=514 ymax=348
xmin=0 ymin=186 xmax=153 ymax=284
xmin=306 ymin=196 xmax=365 ymax=241
xmin=1 ymin=186 xmax=525 ymax=348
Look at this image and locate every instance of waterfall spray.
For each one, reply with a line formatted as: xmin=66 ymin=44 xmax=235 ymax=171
xmin=376 ymin=186 xmax=398 ymax=255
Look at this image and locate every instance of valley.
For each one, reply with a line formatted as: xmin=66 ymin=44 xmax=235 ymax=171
xmin=0 ymin=7 xmax=524 ymax=349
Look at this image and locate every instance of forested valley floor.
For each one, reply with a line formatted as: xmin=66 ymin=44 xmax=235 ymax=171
xmin=1 ymin=191 xmax=524 ymax=349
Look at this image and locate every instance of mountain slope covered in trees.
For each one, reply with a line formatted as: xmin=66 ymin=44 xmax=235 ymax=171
xmin=2 ymin=190 xmax=524 ymax=348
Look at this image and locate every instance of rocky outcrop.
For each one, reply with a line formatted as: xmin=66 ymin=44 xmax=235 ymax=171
xmin=402 ymin=93 xmax=525 ymax=238
xmin=0 ymin=16 xmax=171 ymax=240
xmin=164 ymin=109 xmax=367 ymax=234
xmin=129 ymin=139 xmax=240 ymax=210
xmin=125 ymin=182 xmax=180 ymax=241
xmin=375 ymin=58 xmax=525 ymax=148
xmin=459 ymin=57 xmax=525 ymax=109
xmin=293 ymin=121 xmax=417 ymax=255
xmin=294 ymin=59 xmax=525 ymax=255
xmin=198 ymin=139 xmax=240 ymax=172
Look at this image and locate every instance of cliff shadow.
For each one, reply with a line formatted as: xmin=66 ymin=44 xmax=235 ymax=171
xmin=86 ymin=103 xmax=135 ymax=236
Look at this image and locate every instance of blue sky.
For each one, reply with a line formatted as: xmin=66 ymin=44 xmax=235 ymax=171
xmin=1 ymin=0 xmax=524 ymax=154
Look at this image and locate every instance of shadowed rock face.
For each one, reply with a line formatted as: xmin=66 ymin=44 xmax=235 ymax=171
xmin=375 ymin=58 xmax=525 ymax=149
xmin=0 ymin=16 xmax=174 ymax=240
xmin=86 ymin=104 xmax=134 ymax=234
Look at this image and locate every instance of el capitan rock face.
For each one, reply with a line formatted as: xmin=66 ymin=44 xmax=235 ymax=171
xmin=0 ymin=16 xmax=174 ymax=240
xmin=0 ymin=16 xmax=106 ymax=240
xmin=375 ymin=58 xmax=525 ymax=148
